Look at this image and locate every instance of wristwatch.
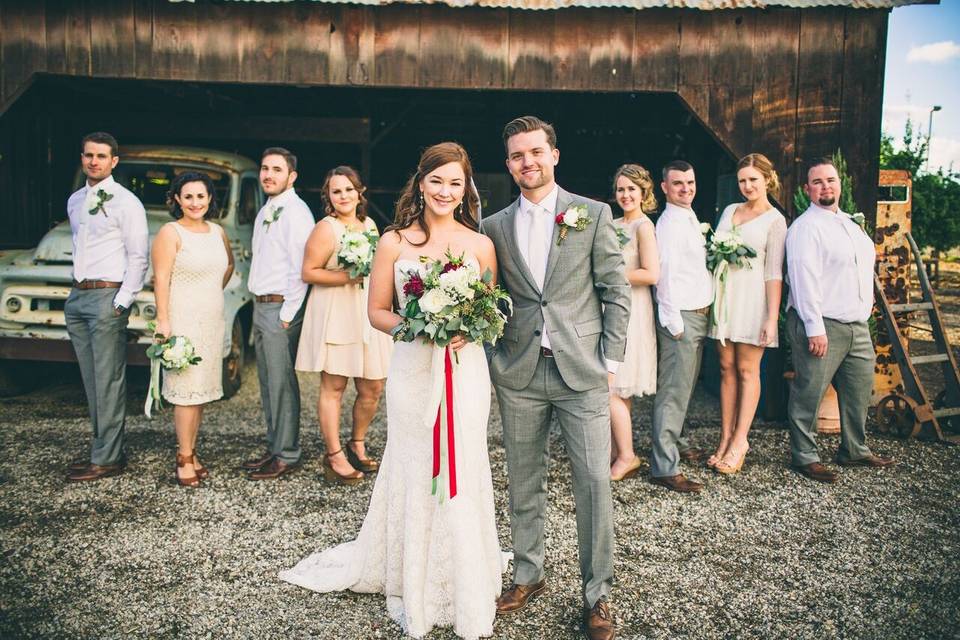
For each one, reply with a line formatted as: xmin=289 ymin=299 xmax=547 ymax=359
xmin=114 ymin=303 xmax=127 ymax=314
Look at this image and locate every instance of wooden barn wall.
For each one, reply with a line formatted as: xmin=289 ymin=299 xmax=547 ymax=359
xmin=1 ymin=1 xmax=888 ymax=220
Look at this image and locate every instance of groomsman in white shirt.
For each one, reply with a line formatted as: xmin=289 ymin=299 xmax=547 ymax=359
xmin=65 ymin=132 xmax=149 ymax=482
xmin=243 ymin=147 xmax=315 ymax=480
xmin=785 ymin=158 xmax=895 ymax=483
xmin=650 ymin=160 xmax=713 ymax=493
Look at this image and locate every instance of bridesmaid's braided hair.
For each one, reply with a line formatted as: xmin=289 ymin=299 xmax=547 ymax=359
xmin=613 ymin=164 xmax=658 ymax=213
xmin=388 ymin=142 xmax=480 ymax=247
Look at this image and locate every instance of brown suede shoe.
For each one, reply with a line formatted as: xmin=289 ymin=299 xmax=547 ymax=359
xmin=836 ymin=454 xmax=895 ymax=468
xmin=648 ymin=473 xmax=703 ymax=493
xmin=70 ymin=456 xmax=126 ymax=473
xmin=67 ymin=463 xmax=123 ymax=483
xmin=583 ymin=597 xmax=616 ymax=640
xmin=679 ymin=448 xmax=705 ymax=463
xmin=248 ymin=458 xmax=299 ymax=480
xmin=793 ymin=462 xmax=838 ymax=483
xmin=241 ymin=451 xmax=274 ymax=471
xmin=495 ymin=579 xmax=547 ymax=614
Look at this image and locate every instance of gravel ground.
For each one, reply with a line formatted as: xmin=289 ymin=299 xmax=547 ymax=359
xmin=1 ymin=361 xmax=958 ymax=640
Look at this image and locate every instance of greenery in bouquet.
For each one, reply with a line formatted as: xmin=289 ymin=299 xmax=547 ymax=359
xmin=704 ymin=228 xmax=757 ymax=273
xmin=144 ymin=322 xmax=202 ymax=417
xmin=394 ymin=250 xmax=513 ymax=353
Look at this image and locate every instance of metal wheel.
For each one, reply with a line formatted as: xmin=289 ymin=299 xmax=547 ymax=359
xmin=876 ymin=393 xmax=921 ymax=438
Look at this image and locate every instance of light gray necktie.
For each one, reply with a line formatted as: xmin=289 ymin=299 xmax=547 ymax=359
xmin=527 ymin=205 xmax=547 ymax=290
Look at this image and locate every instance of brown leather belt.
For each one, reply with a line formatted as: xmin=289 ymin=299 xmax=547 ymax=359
xmin=72 ymin=280 xmax=121 ymax=290
xmin=692 ymin=305 xmax=710 ymax=316
xmin=540 ymin=347 xmax=554 ymax=358
xmin=255 ymin=294 xmax=284 ymax=303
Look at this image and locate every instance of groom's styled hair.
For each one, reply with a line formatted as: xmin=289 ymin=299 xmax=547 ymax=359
xmin=502 ymin=116 xmax=557 ymax=152
xmin=661 ymin=159 xmax=694 ymax=181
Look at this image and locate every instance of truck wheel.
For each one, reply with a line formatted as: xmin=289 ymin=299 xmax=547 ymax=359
xmin=0 ymin=360 xmax=40 ymax=397
xmin=221 ymin=316 xmax=244 ymax=399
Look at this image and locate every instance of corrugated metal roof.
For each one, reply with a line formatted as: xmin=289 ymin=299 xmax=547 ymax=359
xmin=171 ymin=0 xmax=931 ymax=9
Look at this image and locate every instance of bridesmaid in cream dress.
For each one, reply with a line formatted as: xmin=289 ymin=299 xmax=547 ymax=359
xmin=296 ymin=166 xmax=393 ymax=484
xmin=152 ymin=172 xmax=234 ymax=487
xmin=707 ymin=153 xmax=787 ymax=474
xmin=609 ymin=164 xmax=660 ymax=482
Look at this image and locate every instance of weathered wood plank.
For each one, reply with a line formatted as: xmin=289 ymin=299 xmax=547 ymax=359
xmin=90 ymin=0 xmax=136 ymax=78
xmin=133 ymin=0 xmax=153 ymax=78
xmin=751 ymin=8 xmax=800 ymax=213
xmin=0 ymin=1 xmax=47 ymax=103
xmin=329 ymin=6 xmax=374 ymax=86
xmin=461 ymin=8 xmax=509 ymax=89
xmin=237 ymin=2 xmax=287 ymax=83
xmin=552 ymin=8 xmax=633 ymax=91
xmin=841 ymin=8 xmax=888 ymax=220
xmin=194 ymin=1 xmax=240 ymax=82
xmin=286 ymin=3 xmax=331 ymax=85
xmin=44 ymin=0 xmax=67 ymax=75
xmin=419 ymin=7 xmax=508 ymax=89
xmin=374 ymin=5 xmax=420 ymax=87
xmin=705 ymin=10 xmax=754 ymax=151
xmin=508 ymin=9 xmax=553 ymax=90
xmin=151 ymin=0 xmax=199 ymax=80
xmin=632 ymin=9 xmax=680 ymax=92
xmin=63 ymin=0 xmax=91 ymax=77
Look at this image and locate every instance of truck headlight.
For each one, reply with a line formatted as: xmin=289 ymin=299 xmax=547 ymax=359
xmin=5 ymin=297 xmax=22 ymax=313
xmin=142 ymin=303 xmax=157 ymax=320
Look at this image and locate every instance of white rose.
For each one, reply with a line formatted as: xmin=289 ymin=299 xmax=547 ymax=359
xmin=439 ymin=268 xmax=473 ymax=299
xmin=562 ymin=210 xmax=580 ymax=227
xmin=419 ymin=288 xmax=455 ymax=314
xmin=700 ymin=222 xmax=712 ymax=235
xmin=713 ymin=231 xmax=734 ymax=244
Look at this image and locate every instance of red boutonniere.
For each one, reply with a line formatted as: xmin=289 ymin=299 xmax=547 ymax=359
xmin=554 ymin=204 xmax=593 ymax=246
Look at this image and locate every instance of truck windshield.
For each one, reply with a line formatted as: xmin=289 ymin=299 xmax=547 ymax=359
xmin=111 ymin=164 xmax=230 ymax=215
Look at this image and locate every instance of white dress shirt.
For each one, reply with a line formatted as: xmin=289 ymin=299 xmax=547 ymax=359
xmin=515 ymin=185 xmax=620 ymax=373
xmin=654 ymin=203 xmax=715 ymax=335
xmin=786 ymin=204 xmax=876 ymax=336
xmin=248 ymin=187 xmax=315 ymax=323
xmin=67 ymin=175 xmax=149 ymax=309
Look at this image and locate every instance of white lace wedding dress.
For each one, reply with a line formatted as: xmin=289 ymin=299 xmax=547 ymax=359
xmin=279 ymin=259 xmax=508 ymax=640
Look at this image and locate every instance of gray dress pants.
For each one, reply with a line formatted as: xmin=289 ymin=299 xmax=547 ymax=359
xmin=650 ymin=309 xmax=710 ymax=478
xmin=495 ymin=355 xmax=614 ymax=608
xmin=786 ymin=309 xmax=874 ymax=466
xmin=253 ymin=301 xmax=303 ymax=465
xmin=64 ymin=288 xmax=131 ymax=466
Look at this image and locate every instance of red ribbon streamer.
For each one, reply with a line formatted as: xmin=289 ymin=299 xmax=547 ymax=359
xmin=432 ymin=346 xmax=457 ymax=499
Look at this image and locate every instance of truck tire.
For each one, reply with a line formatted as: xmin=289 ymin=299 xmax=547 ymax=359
xmin=221 ymin=315 xmax=244 ymax=399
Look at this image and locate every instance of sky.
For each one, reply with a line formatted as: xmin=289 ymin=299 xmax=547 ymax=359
xmin=883 ymin=0 xmax=960 ymax=173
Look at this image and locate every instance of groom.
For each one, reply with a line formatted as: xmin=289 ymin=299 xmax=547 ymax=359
xmin=484 ymin=116 xmax=630 ymax=640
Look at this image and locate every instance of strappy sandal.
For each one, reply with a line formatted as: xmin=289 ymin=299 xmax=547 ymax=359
xmin=192 ymin=450 xmax=210 ymax=480
xmin=346 ymin=439 xmax=379 ymax=473
xmin=175 ymin=451 xmax=201 ymax=488
xmin=323 ymin=449 xmax=364 ymax=486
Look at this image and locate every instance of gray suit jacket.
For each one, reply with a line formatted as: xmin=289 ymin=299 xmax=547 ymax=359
xmin=483 ymin=187 xmax=631 ymax=392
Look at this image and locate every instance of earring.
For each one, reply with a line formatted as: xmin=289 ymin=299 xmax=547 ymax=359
xmin=455 ymin=203 xmax=463 ymax=217
xmin=418 ymin=191 xmax=425 ymax=212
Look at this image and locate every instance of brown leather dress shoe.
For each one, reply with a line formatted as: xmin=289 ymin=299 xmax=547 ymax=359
xmin=242 ymin=451 xmax=274 ymax=471
xmin=495 ymin=579 xmax=547 ymax=614
xmin=70 ymin=456 xmax=126 ymax=473
xmin=793 ymin=462 xmax=838 ymax=483
xmin=648 ymin=473 xmax=703 ymax=493
xmin=248 ymin=458 xmax=299 ymax=480
xmin=583 ymin=597 xmax=616 ymax=640
xmin=679 ymin=447 xmax=705 ymax=463
xmin=836 ymin=454 xmax=895 ymax=468
xmin=67 ymin=463 xmax=123 ymax=482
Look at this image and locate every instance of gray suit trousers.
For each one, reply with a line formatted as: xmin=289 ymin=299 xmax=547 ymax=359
xmin=495 ymin=355 xmax=614 ymax=608
xmin=253 ymin=302 xmax=303 ymax=465
xmin=651 ymin=309 xmax=709 ymax=477
xmin=786 ymin=309 xmax=874 ymax=466
xmin=64 ymin=288 xmax=131 ymax=466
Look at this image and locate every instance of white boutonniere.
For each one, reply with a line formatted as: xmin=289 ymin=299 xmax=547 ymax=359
xmin=88 ymin=189 xmax=114 ymax=217
xmin=262 ymin=205 xmax=284 ymax=230
xmin=615 ymin=226 xmax=631 ymax=248
xmin=554 ymin=204 xmax=593 ymax=246
xmin=699 ymin=222 xmax=712 ymax=236
xmin=848 ymin=212 xmax=866 ymax=230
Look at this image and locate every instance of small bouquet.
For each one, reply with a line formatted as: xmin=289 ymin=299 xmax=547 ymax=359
xmin=144 ymin=322 xmax=203 ymax=417
xmin=394 ymin=250 xmax=512 ymax=358
xmin=337 ymin=229 xmax=379 ymax=286
xmin=704 ymin=227 xmax=758 ymax=345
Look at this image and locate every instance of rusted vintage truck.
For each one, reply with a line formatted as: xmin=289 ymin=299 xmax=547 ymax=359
xmin=0 ymin=146 xmax=263 ymax=397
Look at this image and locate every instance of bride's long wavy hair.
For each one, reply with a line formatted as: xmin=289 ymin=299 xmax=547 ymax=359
xmin=388 ymin=142 xmax=480 ymax=246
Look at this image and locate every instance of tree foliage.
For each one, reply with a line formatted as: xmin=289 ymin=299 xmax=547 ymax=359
xmin=880 ymin=118 xmax=960 ymax=253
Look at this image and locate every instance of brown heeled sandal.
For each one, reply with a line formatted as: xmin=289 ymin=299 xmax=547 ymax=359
xmin=323 ymin=449 xmax=364 ymax=486
xmin=192 ymin=450 xmax=210 ymax=480
xmin=346 ymin=439 xmax=379 ymax=473
xmin=175 ymin=452 xmax=201 ymax=488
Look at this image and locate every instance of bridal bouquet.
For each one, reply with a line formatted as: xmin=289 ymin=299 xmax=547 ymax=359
xmin=704 ymin=228 xmax=758 ymax=345
xmin=337 ymin=229 xmax=379 ymax=286
xmin=393 ymin=250 xmax=512 ymax=354
xmin=144 ymin=323 xmax=203 ymax=418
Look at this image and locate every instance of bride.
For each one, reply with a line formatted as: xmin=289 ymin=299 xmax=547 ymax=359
xmin=279 ymin=142 xmax=507 ymax=639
